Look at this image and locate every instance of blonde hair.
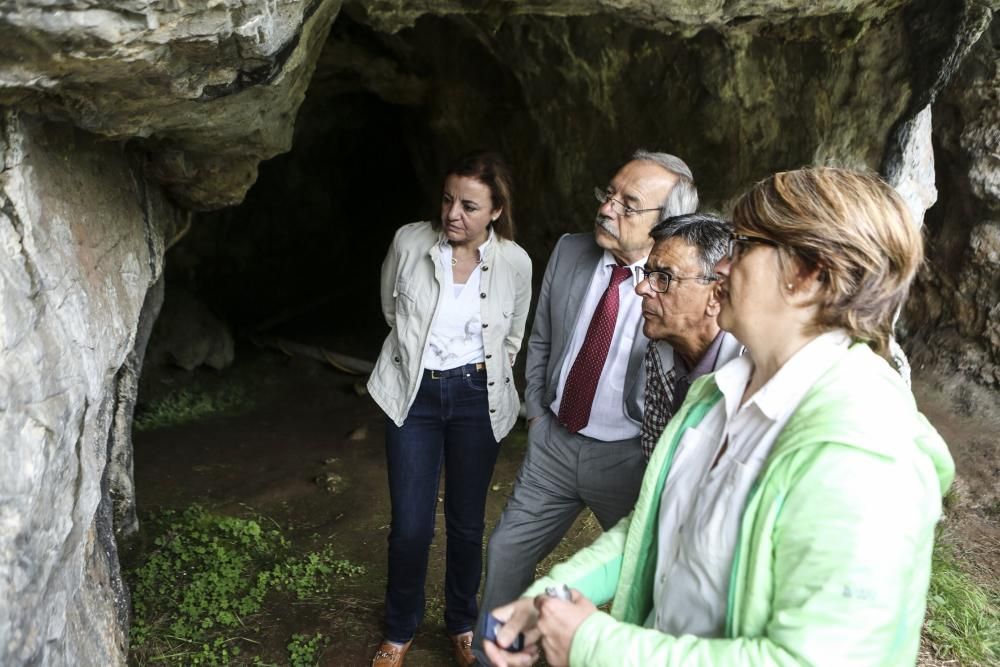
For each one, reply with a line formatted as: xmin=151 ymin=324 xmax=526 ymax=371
xmin=732 ymin=168 xmax=924 ymax=356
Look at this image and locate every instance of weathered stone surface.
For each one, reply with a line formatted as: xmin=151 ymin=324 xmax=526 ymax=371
xmin=350 ymin=0 xmax=911 ymax=34
xmin=905 ymin=12 xmax=1000 ymax=387
xmin=0 ymin=110 xmax=183 ymax=665
xmin=0 ymin=0 xmax=344 ymax=209
xmin=145 ymin=286 xmax=235 ymax=372
xmin=0 ymin=0 xmax=948 ymax=211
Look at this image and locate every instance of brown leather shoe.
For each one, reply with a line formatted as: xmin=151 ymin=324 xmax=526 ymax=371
xmin=371 ymin=639 xmax=412 ymax=667
xmin=448 ymin=631 xmax=476 ymax=667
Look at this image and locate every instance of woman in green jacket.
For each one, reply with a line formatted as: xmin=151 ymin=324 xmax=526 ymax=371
xmin=484 ymin=168 xmax=954 ymax=667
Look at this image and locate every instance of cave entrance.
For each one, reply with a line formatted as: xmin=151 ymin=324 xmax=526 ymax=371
xmin=125 ymin=7 xmax=945 ymax=665
xmin=127 ymin=13 xmax=572 ymax=666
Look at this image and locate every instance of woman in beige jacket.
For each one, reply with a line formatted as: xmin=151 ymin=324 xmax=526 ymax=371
xmin=367 ymin=151 xmax=532 ymax=667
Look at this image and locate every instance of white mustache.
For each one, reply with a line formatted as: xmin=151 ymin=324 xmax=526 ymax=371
xmin=596 ymin=215 xmax=619 ymax=239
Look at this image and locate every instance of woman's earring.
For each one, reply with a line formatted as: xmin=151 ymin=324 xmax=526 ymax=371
xmin=786 ymin=283 xmax=794 ymax=291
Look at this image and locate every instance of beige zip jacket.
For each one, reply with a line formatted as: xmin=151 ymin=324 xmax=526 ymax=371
xmin=367 ymin=221 xmax=533 ymax=441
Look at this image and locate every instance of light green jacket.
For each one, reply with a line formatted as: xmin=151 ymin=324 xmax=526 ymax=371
xmin=367 ymin=221 xmax=532 ymax=440
xmin=526 ymin=343 xmax=954 ymax=666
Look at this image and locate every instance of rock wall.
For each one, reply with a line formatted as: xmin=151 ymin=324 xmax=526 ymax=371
xmin=0 ymin=111 xmax=184 ymax=665
xmin=904 ymin=13 xmax=1000 ymax=386
xmin=0 ymin=0 xmax=344 ymax=209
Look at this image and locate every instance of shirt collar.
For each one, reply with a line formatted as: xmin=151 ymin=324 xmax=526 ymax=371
xmin=674 ymin=330 xmax=727 ymax=380
xmin=716 ymin=329 xmax=850 ymax=422
xmin=600 ymin=249 xmax=646 ymax=288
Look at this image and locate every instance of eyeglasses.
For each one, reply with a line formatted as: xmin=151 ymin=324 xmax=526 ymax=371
xmin=594 ymin=187 xmax=662 ymax=218
xmin=636 ymin=266 xmax=718 ymax=293
xmin=727 ymin=233 xmax=780 ymax=261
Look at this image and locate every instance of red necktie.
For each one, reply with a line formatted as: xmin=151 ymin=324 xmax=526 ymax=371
xmin=558 ymin=264 xmax=632 ymax=433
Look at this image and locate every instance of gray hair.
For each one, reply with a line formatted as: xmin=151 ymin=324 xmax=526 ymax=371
xmin=632 ymin=149 xmax=699 ymax=221
xmin=649 ymin=212 xmax=731 ymax=275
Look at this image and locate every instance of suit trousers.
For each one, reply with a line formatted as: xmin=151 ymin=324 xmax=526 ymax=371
xmin=473 ymin=411 xmax=645 ymax=662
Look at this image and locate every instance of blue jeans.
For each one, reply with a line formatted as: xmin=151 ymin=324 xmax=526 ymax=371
xmin=383 ymin=365 xmax=501 ymax=642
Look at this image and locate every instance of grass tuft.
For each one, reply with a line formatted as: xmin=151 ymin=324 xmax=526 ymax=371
xmin=924 ymin=538 xmax=1000 ymax=666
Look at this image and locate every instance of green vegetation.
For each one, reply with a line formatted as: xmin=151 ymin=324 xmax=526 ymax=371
xmin=126 ymin=505 xmax=364 ymax=665
xmin=286 ymin=633 xmax=327 ymax=667
xmin=134 ymin=384 xmax=251 ymax=431
xmin=924 ymin=538 xmax=1000 ymax=666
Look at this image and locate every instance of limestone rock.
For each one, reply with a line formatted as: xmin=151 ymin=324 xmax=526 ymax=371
xmin=146 ymin=286 xmax=235 ymax=372
xmin=0 ymin=0 xmax=345 ymax=209
xmin=0 ymin=111 xmax=183 ymax=665
xmin=905 ymin=13 xmax=1000 ymax=386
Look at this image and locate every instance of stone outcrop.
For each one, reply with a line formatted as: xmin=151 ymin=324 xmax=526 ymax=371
xmin=0 ymin=111 xmax=185 ymax=665
xmin=904 ymin=13 xmax=1000 ymax=386
xmin=0 ymin=0 xmax=344 ymax=209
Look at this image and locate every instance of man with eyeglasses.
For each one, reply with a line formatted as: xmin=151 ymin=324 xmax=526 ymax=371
xmin=636 ymin=213 xmax=744 ymax=461
xmin=474 ymin=150 xmax=698 ymax=665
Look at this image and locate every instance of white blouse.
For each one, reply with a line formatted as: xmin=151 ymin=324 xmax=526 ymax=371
xmin=422 ymin=233 xmax=492 ymax=370
xmin=649 ymin=330 xmax=851 ymax=637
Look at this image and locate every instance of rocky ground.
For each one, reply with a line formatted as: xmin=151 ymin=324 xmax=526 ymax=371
xmin=130 ymin=343 xmax=999 ymax=666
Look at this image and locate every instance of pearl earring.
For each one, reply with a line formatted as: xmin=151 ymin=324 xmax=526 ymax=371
xmin=786 ymin=283 xmax=794 ymax=290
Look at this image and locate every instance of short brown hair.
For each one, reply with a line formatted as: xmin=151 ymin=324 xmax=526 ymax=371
xmin=436 ymin=150 xmax=515 ymax=240
xmin=732 ymin=167 xmax=923 ymax=356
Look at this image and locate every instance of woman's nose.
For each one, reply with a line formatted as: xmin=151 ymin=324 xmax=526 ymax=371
xmin=446 ymin=201 xmax=462 ymax=220
xmin=714 ymin=256 xmax=731 ymax=277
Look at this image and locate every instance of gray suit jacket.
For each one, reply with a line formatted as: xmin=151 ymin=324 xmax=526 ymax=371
xmin=524 ymin=233 xmax=648 ymax=428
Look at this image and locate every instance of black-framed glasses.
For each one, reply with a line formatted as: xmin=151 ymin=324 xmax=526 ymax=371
xmin=636 ymin=266 xmax=719 ymax=293
xmin=727 ymin=233 xmax=780 ymax=261
xmin=593 ymin=187 xmax=662 ymax=218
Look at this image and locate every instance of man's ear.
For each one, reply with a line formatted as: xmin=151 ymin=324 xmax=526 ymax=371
xmin=706 ymin=284 xmax=722 ymax=318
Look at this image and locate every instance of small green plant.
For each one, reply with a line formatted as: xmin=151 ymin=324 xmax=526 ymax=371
xmin=287 ymin=633 xmax=327 ymax=667
xmin=134 ymin=383 xmax=251 ymax=431
xmin=924 ymin=538 xmax=1000 ymax=666
xmin=126 ymin=505 xmax=365 ymax=665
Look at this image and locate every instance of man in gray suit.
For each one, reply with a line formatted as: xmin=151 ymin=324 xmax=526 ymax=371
xmin=474 ymin=151 xmax=698 ymax=662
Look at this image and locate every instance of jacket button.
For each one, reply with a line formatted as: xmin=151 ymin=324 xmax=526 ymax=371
xmin=480 ymin=292 xmax=486 ymax=298
xmin=393 ymin=356 xmax=400 ymax=363
xmin=482 ymin=265 xmax=489 ymax=271
xmin=485 ymin=354 xmax=492 ymax=359
xmin=489 ymin=408 xmax=496 ymax=413
xmin=482 ymin=323 xmax=488 ymax=328
xmin=488 ymin=381 xmax=495 ymax=386
xmin=505 ymin=377 xmax=510 ymax=384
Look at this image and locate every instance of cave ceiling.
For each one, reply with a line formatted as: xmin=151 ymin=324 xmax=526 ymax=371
xmin=0 ymin=0 xmax=949 ymax=211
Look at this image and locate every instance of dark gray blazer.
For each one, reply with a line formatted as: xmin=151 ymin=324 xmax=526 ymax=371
xmin=524 ymin=233 xmax=648 ymax=428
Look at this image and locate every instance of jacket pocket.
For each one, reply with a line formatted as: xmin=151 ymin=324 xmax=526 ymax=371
xmin=396 ymin=277 xmax=417 ymax=316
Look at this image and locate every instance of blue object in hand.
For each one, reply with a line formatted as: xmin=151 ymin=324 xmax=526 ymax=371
xmin=483 ymin=613 xmax=525 ymax=652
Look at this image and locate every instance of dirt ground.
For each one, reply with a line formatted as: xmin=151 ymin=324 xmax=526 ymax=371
xmin=132 ymin=345 xmax=1000 ymax=667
